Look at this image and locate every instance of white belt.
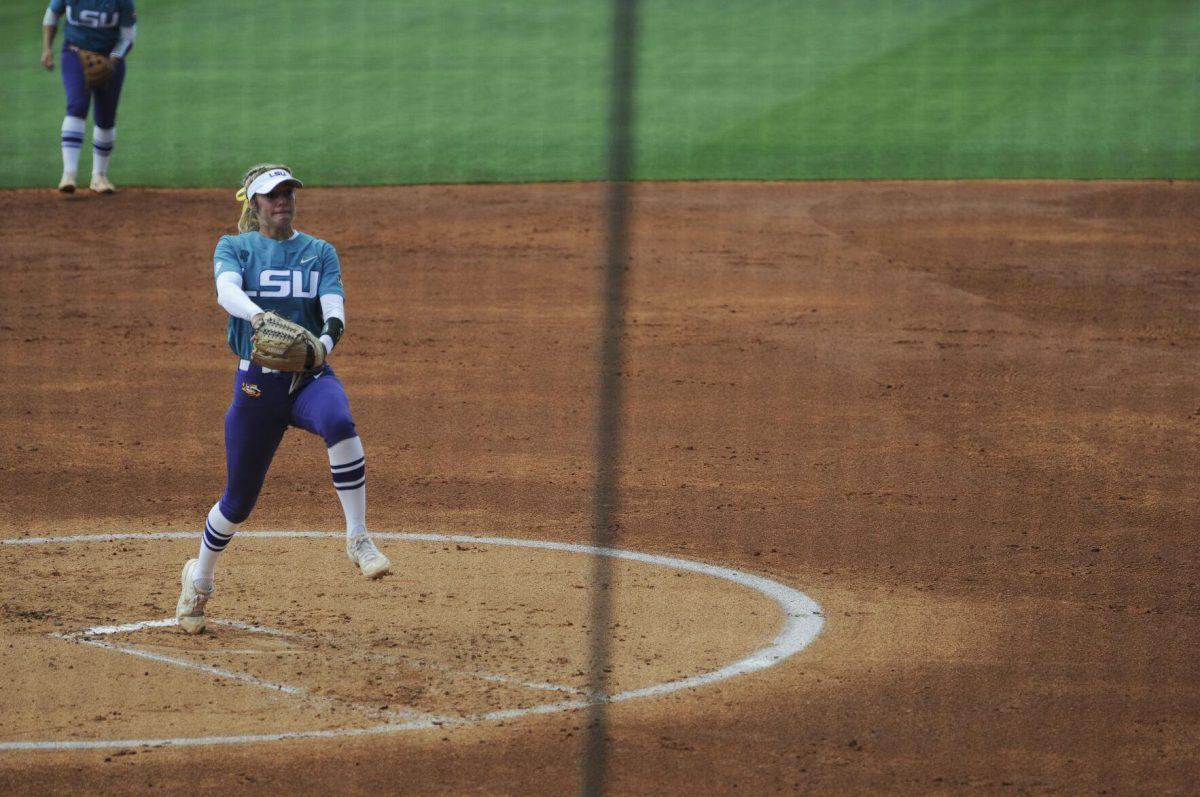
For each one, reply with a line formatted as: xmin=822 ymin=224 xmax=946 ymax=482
xmin=238 ymin=358 xmax=284 ymax=374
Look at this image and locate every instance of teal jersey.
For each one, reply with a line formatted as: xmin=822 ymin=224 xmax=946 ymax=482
xmin=214 ymin=231 xmax=346 ymax=360
xmin=49 ymin=0 xmax=136 ymax=54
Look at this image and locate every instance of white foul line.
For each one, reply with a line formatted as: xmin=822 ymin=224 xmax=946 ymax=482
xmin=0 ymin=531 xmax=824 ymax=751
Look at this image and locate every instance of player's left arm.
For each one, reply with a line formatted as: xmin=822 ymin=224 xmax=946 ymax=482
xmin=110 ymin=0 xmax=136 ymax=60
xmin=317 ymin=242 xmax=347 ymax=357
xmin=318 ymin=295 xmax=345 ymax=358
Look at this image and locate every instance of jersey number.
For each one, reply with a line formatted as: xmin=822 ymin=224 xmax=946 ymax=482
xmin=250 ymin=270 xmax=320 ymax=298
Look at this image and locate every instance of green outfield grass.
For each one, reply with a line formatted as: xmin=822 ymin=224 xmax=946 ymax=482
xmin=1 ymin=0 xmax=1196 ymax=187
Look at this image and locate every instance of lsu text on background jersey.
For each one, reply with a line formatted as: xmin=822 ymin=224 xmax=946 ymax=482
xmin=214 ymin=231 xmax=345 ymax=360
xmin=49 ymin=0 xmax=136 ymax=53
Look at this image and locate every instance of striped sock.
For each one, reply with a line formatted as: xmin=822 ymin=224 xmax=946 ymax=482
xmin=61 ymin=116 xmax=85 ymax=176
xmin=92 ymin=125 xmax=115 ymax=177
xmin=196 ymin=503 xmax=240 ymax=587
xmin=328 ymin=436 xmax=367 ymax=536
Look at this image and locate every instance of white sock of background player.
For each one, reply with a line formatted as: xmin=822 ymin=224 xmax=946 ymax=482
xmin=92 ymin=125 xmax=115 ymax=178
xmin=328 ymin=436 xmax=367 ymax=537
xmin=194 ymin=503 xmax=240 ymax=593
xmin=60 ymin=116 xmax=85 ymax=178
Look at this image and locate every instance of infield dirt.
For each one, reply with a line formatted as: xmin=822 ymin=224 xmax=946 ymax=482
xmin=1 ymin=181 xmax=1197 ymax=795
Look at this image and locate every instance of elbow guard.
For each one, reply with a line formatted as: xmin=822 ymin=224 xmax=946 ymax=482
xmin=321 ymin=317 xmax=344 ymax=347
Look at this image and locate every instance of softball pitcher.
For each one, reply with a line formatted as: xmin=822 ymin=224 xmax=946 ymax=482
xmin=41 ymin=0 xmax=137 ymax=194
xmin=176 ymin=164 xmax=390 ymax=635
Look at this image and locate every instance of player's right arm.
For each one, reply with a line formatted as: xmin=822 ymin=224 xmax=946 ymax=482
xmin=214 ymin=236 xmax=263 ymax=322
xmin=41 ymin=1 xmax=65 ymax=70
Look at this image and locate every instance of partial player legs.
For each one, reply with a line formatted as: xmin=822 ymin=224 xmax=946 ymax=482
xmin=174 ymin=366 xmax=387 ymax=632
xmin=58 ymin=46 xmax=89 ymax=192
xmin=346 ymin=533 xmax=391 ymax=579
xmin=175 ymin=558 xmax=212 ymax=635
xmin=328 ymin=436 xmax=367 ymax=533
xmin=328 ymin=436 xmax=391 ymax=578
xmin=59 ymin=116 xmax=85 ymax=192
xmin=331 ymin=436 xmax=391 ymax=578
xmin=291 ymin=370 xmax=390 ymax=577
xmin=196 ymin=503 xmax=240 ymax=591
xmin=174 ymin=373 xmax=289 ymax=632
xmin=90 ymin=126 xmax=116 ymax=193
xmin=220 ymin=376 xmax=290 ymax=524
xmin=89 ymin=59 xmax=124 ymax=192
xmin=175 ymin=504 xmax=240 ymax=634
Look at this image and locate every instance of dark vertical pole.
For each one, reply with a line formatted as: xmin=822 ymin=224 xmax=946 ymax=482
xmin=583 ymin=0 xmax=637 ymax=795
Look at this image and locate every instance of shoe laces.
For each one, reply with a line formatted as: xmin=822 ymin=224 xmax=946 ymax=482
xmin=350 ymin=534 xmax=382 ymax=561
xmin=186 ymin=581 xmax=212 ymax=613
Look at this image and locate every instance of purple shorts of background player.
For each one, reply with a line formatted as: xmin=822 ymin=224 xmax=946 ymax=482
xmin=60 ymin=44 xmax=126 ymax=129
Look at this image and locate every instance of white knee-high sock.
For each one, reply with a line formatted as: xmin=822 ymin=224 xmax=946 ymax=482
xmin=61 ymin=116 xmax=85 ymax=176
xmin=196 ymin=503 xmax=240 ymax=589
xmin=328 ymin=436 xmax=367 ymax=536
xmin=92 ymin=125 xmax=115 ymax=177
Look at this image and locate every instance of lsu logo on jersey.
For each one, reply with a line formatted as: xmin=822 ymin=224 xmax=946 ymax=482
xmin=66 ymin=5 xmax=120 ymax=29
xmin=245 ymin=270 xmax=320 ymax=298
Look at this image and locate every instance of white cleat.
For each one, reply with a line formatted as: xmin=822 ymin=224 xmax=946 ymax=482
xmin=58 ymin=172 xmax=77 ymax=193
xmin=346 ymin=533 xmax=390 ymax=579
xmin=175 ymin=558 xmax=212 ymax=634
xmin=89 ymin=174 xmax=116 ymax=194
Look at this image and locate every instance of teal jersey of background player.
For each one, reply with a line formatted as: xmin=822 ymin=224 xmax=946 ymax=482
xmin=48 ymin=0 xmax=136 ymax=53
xmin=213 ymin=231 xmax=345 ymax=361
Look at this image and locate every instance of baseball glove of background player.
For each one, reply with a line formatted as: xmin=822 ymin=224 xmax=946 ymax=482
xmin=251 ymin=312 xmax=325 ymax=372
xmin=73 ymin=47 xmax=115 ymax=90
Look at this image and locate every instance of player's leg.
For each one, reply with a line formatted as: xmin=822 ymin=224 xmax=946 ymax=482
xmin=89 ymin=59 xmax=126 ymax=194
xmin=290 ymin=367 xmax=366 ymax=535
xmin=290 ymin=367 xmax=390 ymax=578
xmin=327 ymin=435 xmax=367 ymax=535
xmin=178 ymin=368 xmax=290 ymax=633
xmin=201 ymin=376 xmax=291 ymax=581
xmin=57 ymin=47 xmax=89 ymax=193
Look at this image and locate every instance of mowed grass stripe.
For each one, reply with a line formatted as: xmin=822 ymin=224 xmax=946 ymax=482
xmin=0 ymin=0 xmax=1196 ymax=186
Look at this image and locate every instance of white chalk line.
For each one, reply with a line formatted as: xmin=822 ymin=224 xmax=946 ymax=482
xmin=52 ymin=633 xmax=307 ymax=697
xmin=471 ymin=670 xmax=583 ymax=695
xmin=74 ymin=617 xmax=302 ymax=639
xmin=0 ymin=531 xmax=824 ymax=751
xmin=51 ymin=619 xmax=450 ymax=729
xmin=72 ymin=614 xmax=583 ymax=697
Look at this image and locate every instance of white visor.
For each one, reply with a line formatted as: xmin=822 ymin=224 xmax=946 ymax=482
xmin=246 ymin=168 xmax=303 ymax=200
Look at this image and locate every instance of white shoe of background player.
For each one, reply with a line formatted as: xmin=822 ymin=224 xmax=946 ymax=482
xmin=175 ymin=558 xmax=213 ymax=634
xmin=346 ymin=532 xmax=390 ymax=579
xmin=58 ymin=171 xmax=76 ymax=193
xmin=90 ymin=173 xmax=116 ymax=194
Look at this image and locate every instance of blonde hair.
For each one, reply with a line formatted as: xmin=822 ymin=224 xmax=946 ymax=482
xmin=235 ymin=163 xmax=293 ymax=233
